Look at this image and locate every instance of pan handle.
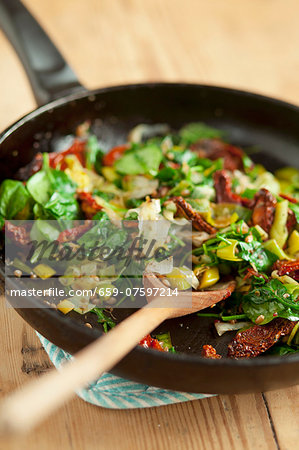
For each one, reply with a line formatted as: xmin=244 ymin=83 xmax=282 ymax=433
xmin=0 ymin=0 xmax=86 ymax=106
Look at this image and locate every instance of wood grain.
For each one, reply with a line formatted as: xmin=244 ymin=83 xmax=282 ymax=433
xmin=0 ymin=0 xmax=299 ymax=448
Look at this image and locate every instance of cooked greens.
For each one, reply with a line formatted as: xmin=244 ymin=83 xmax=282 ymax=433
xmin=2 ymin=122 xmax=299 ymax=357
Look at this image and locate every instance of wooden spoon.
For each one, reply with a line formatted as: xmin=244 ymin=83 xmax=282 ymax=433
xmin=0 ymin=275 xmax=236 ymax=435
xmin=143 ymin=273 xmax=236 ymax=318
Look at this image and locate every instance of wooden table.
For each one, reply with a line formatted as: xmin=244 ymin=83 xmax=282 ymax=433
xmin=0 ymin=0 xmax=298 ymax=448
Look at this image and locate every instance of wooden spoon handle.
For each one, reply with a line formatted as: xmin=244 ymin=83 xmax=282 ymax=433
xmin=0 ymin=301 xmax=170 ymax=435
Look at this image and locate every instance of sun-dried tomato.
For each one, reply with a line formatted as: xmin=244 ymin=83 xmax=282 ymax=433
xmin=213 ymin=170 xmax=252 ymax=206
xmin=49 ymin=140 xmax=86 ymax=170
xmin=202 ymin=344 xmax=221 ymax=359
xmin=279 ymin=193 xmax=298 ymax=204
xmin=251 ymin=188 xmax=277 ymax=233
xmin=273 ymin=259 xmax=299 ymax=281
xmin=172 ymin=196 xmax=217 ymax=234
xmin=190 ymin=138 xmax=248 ymax=171
xmin=228 ymin=318 xmax=296 ymax=358
xmin=5 ymin=222 xmax=31 ymax=246
xmin=57 ymin=221 xmax=93 ymax=243
xmin=243 ymin=267 xmax=268 ymax=281
xmin=78 ymin=192 xmax=103 ymax=219
xmin=17 ymin=140 xmax=86 ymax=179
xmin=287 ymin=208 xmax=297 ymax=233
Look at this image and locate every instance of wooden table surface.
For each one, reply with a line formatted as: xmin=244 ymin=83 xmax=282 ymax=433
xmin=0 ymin=0 xmax=299 ymax=448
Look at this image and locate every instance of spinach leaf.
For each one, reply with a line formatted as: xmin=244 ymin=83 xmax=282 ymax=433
xmin=85 ymin=135 xmax=104 ymax=172
xmin=266 ymin=344 xmax=299 ymax=356
xmin=157 ymin=167 xmax=181 ymax=183
xmin=105 ymin=229 xmax=128 ymax=248
xmin=242 ymin=297 xmax=288 ymax=324
xmin=157 ymin=167 xmax=177 ymax=181
xmin=115 ymin=145 xmax=162 ymax=175
xmin=0 ymin=179 xmax=31 ymax=219
xmin=78 ymin=220 xmax=110 ymax=247
xmin=238 ymin=240 xmax=278 ymax=272
xmin=27 ymin=153 xmax=77 ymax=205
xmin=33 ymin=203 xmax=53 ymax=219
xmin=179 ymin=122 xmax=224 ymax=146
xmin=47 ymin=169 xmax=77 ymax=195
xmin=27 ymin=170 xmax=52 ymax=204
xmin=242 ymin=279 xmax=299 ymax=324
xmin=27 ymin=154 xmax=79 ymax=219
xmin=44 ymin=192 xmax=80 ymax=219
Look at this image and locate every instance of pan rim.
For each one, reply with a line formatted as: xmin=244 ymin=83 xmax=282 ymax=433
xmin=1 ymin=81 xmax=299 ymax=368
xmin=2 ymin=81 xmax=299 ymax=144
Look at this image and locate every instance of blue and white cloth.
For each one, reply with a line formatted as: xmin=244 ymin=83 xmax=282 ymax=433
xmin=37 ymin=333 xmax=215 ymax=409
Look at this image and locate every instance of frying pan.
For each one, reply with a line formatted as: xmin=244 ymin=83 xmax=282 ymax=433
xmin=1 ymin=0 xmax=299 ymax=394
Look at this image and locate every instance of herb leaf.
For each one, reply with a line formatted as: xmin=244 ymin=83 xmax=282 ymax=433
xmin=179 ymin=122 xmax=224 ymax=146
xmin=0 ymin=180 xmax=31 ymax=219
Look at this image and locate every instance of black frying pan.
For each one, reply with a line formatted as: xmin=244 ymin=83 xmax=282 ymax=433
xmin=1 ymin=0 xmax=299 ymax=394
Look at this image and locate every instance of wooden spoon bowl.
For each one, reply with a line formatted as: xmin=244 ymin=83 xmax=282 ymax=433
xmin=143 ymin=273 xmax=236 ymax=318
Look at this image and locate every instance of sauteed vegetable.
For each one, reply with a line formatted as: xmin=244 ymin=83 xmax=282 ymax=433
xmin=1 ymin=121 xmax=299 ymax=358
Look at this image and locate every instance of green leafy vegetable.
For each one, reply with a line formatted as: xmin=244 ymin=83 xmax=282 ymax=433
xmin=85 ymin=135 xmax=104 ymax=172
xmin=44 ymin=192 xmax=80 ymax=219
xmin=27 ymin=154 xmax=79 ymax=219
xmin=33 ymin=203 xmax=52 ymax=219
xmin=47 ymin=170 xmax=77 ymax=195
xmin=179 ymin=122 xmax=224 ymax=146
xmin=169 ymin=149 xmax=199 ymax=166
xmin=238 ymin=240 xmax=278 ymax=272
xmin=27 ymin=153 xmax=77 ymax=200
xmin=27 ymin=171 xmax=51 ymax=204
xmin=242 ymin=279 xmax=299 ymax=324
xmin=266 ymin=344 xmax=299 ymax=356
xmin=0 ymin=179 xmax=31 ymax=219
xmin=115 ymin=145 xmax=162 ymax=175
xmin=157 ymin=167 xmax=181 ymax=182
xmin=77 ymin=218 xmax=127 ymax=254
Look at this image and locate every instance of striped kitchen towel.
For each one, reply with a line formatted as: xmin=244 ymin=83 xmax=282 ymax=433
xmin=37 ymin=333 xmax=215 ymax=409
